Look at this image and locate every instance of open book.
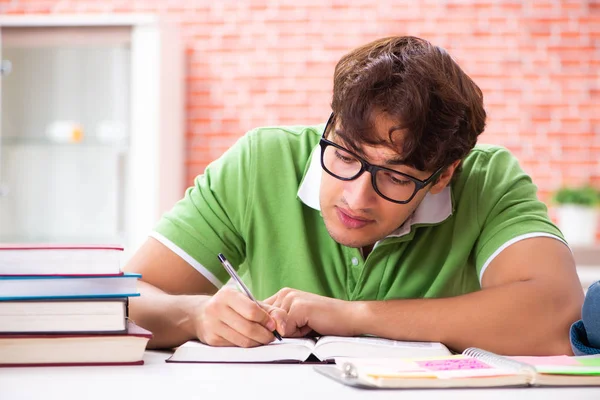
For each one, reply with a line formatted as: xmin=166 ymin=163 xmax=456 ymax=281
xmin=166 ymin=336 xmax=452 ymax=363
xmin=315 ymin=348 xmax=600 ymax=388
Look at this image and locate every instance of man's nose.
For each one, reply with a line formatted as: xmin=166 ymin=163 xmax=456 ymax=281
xmin=343 ymin=171 xmax=378 ymax=209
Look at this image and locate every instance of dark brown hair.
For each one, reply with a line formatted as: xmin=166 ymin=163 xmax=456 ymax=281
xmin=330 ymin=36 xmax=486 ymax=172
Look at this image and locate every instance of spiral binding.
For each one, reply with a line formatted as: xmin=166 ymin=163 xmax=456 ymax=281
xmin=463 ymin=347 xmax=538 ymax=383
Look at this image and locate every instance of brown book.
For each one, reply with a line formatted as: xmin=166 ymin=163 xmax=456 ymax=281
xmin=0 ymin=320 xmax=151 ymax=367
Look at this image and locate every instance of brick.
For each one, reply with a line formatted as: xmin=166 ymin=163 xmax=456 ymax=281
xmin=4 ymin=0 xmax=597 ymax=223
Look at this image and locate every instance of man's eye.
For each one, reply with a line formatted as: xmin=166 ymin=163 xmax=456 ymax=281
xmin=335 ymin=151 xmax=356 ymax=163
xmin=387 ymin=174 xmax=411 ymax=186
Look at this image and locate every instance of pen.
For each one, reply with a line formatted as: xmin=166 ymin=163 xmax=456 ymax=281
xmin=217 ymin=253 xmax=283 ymax=341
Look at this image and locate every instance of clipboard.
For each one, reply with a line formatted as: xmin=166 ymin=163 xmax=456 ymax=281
xmin=313 ymin=364 xmax=377 ymax=389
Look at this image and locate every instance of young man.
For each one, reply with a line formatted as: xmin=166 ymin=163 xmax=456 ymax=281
xmin=125 ymin=36 xmax=583 ymax=355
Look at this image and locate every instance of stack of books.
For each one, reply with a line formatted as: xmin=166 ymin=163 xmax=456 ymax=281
xmin=0 ymin=244 xmax=151 ymax=367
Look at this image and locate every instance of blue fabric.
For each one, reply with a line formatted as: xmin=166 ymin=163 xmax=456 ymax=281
xmin=570 ymin=281 xmax=600 ymax=356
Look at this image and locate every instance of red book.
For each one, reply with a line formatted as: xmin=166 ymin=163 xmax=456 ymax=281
xmin=0 ymin=320 xmax=151 ymax=367
xmin=0 ymin=243 xmax=124 ymax=276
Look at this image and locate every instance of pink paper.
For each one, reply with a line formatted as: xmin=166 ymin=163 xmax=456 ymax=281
xmin=416 ymin=358 xmax=492 ymax=371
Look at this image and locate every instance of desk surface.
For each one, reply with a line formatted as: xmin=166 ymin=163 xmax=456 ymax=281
xmin=2 ymin=351 xmax=600 ymax=400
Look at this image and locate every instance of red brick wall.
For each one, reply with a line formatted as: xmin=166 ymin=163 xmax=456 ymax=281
xmin=2 ymin=0 xmax=599 ymax=204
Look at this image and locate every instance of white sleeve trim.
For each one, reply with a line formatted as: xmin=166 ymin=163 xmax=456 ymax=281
xmin=479 ymin=232 xmax=569 ymax=284
xmin=149 ymin=231 xmax=224 ymax=289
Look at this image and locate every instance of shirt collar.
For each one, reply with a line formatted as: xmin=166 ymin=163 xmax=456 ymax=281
xmin=297 ymin=144 xmax=454 ymax=238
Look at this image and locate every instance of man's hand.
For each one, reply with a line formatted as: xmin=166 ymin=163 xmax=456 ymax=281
xmin=264 ymin=288 xmax=358 ymax=338
xmin=195 ymin=287 xmax=287 ymax=348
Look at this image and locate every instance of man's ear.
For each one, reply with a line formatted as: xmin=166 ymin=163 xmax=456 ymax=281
xmin=429 ymin=159 xmax=461 ymax=194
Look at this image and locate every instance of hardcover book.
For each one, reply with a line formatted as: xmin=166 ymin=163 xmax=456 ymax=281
xmin=0 ymin=321 xmax=151 ymax=367
xmin=0 ymin=273 xmax=141 ymax=300
xmin=0 ymin=298 xmax=128 ymax=334
xmin=0 ymin=243 xmax=123 ymax=275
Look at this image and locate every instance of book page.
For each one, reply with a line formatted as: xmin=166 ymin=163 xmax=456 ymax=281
xmin=312 ymin=336 xmax=451 ymax=361
xmin=316 ymin=335 xmax=448 ymax=348
xmin=168 ymin=338 xmax=317 ymax=363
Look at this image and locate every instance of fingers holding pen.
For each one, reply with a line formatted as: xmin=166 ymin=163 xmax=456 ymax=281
xmin=199 ymin=287 xmax=286 ymax=347
xmin=218 ymin=305 xmax=273 ymax=347
xmin=266 ymin=306 xmax=287 ymax=337
xmin=226 ymin=289 xmax=286 ymax=342
xmin=215 ymin=254 xmax=286 ymax=342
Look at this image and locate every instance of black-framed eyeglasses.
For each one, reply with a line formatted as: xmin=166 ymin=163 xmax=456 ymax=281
xmin=319 ymin=113 xmax=445 ymax=204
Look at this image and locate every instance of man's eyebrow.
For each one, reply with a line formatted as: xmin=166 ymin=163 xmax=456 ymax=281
xmin=333 ymin=129 xmax=366 ymax=154
xmin=384 ymin=156 xmax=407 ymax=166
xmin=334 ymin=127 xmax=413 ymax=169
xmin=333 ymin=129 xmax=350 ymax=141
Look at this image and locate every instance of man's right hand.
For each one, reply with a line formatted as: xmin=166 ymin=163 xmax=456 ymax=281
xmin=195 ymin=286 xmax=287 ymax=348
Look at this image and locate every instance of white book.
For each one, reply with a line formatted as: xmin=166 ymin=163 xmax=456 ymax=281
xmin=0 ymin=273 xmax=140 ymax=300
xmin=0 ymin=244 xmax=123 ymax=275
xmin=0 ymin=299 xmax=128 ymax=333
xmin=167 ymin=336 xmax=452 ymax=363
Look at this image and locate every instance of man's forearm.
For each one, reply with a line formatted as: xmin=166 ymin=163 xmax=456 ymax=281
xmin=128 ymin=281 xmax=209 ymax=349
xmin=352 ymin=280 xmax=582 ymax=355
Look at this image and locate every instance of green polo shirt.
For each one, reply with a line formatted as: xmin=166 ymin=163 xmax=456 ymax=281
xmin=151 ymin=124 xmax=564 ymax=301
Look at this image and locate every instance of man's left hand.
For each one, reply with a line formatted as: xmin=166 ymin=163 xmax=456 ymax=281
xmin=263 ymin=288 xmax=359 ymax=338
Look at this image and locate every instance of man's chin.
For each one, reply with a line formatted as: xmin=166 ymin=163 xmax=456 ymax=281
xmin=324 ymin=224 xmax=375 ymax=249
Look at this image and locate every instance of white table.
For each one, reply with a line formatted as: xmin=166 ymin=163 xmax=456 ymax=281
xmin=2 ymin=351 xmax=600 ymax=400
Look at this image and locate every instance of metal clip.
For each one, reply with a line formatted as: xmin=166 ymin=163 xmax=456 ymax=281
xmin=340 ymin=362 xmax=358 ymax=379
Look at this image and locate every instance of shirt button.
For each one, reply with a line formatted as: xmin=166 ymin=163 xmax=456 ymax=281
xmin=351 ymin=257 xmax=359 ymax=266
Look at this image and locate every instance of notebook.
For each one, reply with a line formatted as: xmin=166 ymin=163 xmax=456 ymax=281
xmin=0 ymin=273 xmax=140 ymax=300
xmin=314 ymin=348 xmax=600 ymax=388
xmin=166 ymin=335 xmax=452 ymax=363
xmin=0 ymin=320 xmax=151 ymax=367
xmin=0 ymin=298 xmax=128 ymax=334
xmin=0 ymin=244 xmax=123 ymax=275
